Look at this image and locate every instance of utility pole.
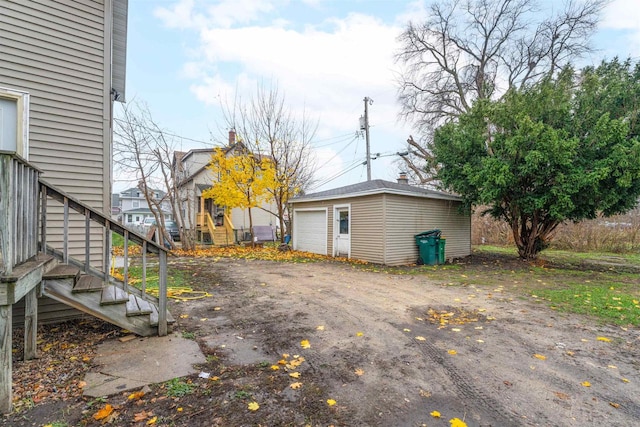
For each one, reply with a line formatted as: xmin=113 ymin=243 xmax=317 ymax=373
xmin=363 ymin=96 xmax=373 ymax=181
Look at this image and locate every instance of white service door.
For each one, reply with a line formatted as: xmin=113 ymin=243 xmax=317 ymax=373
xmin=334 ymin=207 xmax=350 ymax=257
xmin=293 ymin=210 xmax=327 ymax=254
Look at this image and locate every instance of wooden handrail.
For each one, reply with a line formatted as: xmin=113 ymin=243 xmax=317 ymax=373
xmin=0 ymin=153 xmax=40 ymax=275
xmin=39 ymin=179 xmax=168 ymax=334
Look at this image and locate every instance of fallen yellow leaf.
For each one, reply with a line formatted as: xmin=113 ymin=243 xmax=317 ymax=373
xmin=128 ymin=391 xmax=145 ymax=400
xmin=248 ymin=401 xmax=259 ymax=411
xmin=622 ymin=378 xmax=630 ymax=383
xmin=581 ymin=381 xmax=591 ymax=387
xmin=93 ymin=404 xmax=114 ymax=420
xmin=179 ymin=314 xmax=188 ymax=319
xmin=290 ymin=382 xmax=302 ymax=389
xmin=177 ymin=407 xmax=183 ymax=412
xmin=533 ymin=354 xmax=546 ymax=360
xmin=147 ymin=416 xmax=157 ymax=425
xmin=356 ymin=332 xmax=364 ymax=337
xmin=211 ymin=376 xmax=220 ymax=381
xmin=415 ymin=336 xmax=426 ymax=341
xmin=327 ymin=399 xmax=336 ymax=406
xmin=451 ymin=328 xmax=461 ymax=332
xmin=597 ymin=336 xmax=611 ymax=342
xmin=354 ymin=368 xmax=364 ymax=376
xmin=448 ymin=349 xmax=457 ymax=355
xmin=430 ymin=410 xmax=441 ymax=418
xmin=316 ymin=325 xmax=325 ymax=331
xmin=610 ymin=402 xmax=620 ymax=408
xmin=403 ymin=328 xmax=411 ymax=332
xmin=282 ymin=353 xmax=290 ymax=359
xmin=300 ymin=339 xmax=311 ymax=349
xmin=449 ymin=418 xmax=468 ymax=427
xmin=270 ymin=365 xmax=280 ymax=371
xmin=289 ymin=372 xmax=301 ymax=378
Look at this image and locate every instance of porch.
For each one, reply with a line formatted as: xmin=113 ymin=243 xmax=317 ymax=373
xmin=0 ymin=152 xmax=172 ymax=413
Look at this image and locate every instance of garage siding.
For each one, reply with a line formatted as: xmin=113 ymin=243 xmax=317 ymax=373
xmin=348 ymin=195 xmax=385 ymax=264
xmin=383 ymin=194 xmax=471 ymax=265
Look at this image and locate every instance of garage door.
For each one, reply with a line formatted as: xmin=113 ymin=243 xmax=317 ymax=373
xmin=293 ymin=209 xmax=327 ymax=254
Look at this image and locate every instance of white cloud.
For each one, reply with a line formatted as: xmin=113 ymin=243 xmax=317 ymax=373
xmin=186 ymin=13 xmax=402 ymax=134
xmin=154 ymin=0 xmax=280 ymax=29
xmin=601 ymin=0 xmax=640 ymax=57
xmin=154 ymin=1 xmax=418 ymax=190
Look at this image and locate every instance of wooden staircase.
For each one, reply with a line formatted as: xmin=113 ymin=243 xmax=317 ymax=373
xmin=41 ymin=261 xmax=173 ymax=337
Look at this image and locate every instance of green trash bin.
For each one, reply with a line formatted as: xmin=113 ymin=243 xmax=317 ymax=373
xmin=438 ymin=238 xmax=446 ymax=264
xmin=415 ymin=230 xmax=441 ymax=265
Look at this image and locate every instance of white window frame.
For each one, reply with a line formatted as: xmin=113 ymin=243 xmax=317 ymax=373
xmin=0 ymin=87 xmax=30 ymax=159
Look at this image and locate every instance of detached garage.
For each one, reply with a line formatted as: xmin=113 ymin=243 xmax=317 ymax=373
xmin=290 ymin=179 xmax=471 ymax=265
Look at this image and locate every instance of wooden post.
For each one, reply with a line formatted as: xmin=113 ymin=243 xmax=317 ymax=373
xmin=0 ymin=304 xmax=12 ymax=414
xmin=103 ymin=221 xmax=111 ymax=285
xmin=0 ymin=156 xmax=14 ymax=275
xmin=141 ymin=241 xmax=147 ymax=295
xmin=63 ymin=196 xmax=69 ymax=264
xmin=158 ymin=250 xmax=167 ymax=336
xmin=84 ymin=208 xmax=91 ymax=273
xmin=24 ymin=287 xmax=38 ymax=360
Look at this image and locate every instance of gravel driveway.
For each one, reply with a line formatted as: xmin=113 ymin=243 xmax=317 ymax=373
xmin=177 ymin=257 xmax=640 ymax=426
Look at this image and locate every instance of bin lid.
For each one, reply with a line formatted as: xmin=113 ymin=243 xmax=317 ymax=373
xmin=414 ymin=229 xmax=441 ymax=238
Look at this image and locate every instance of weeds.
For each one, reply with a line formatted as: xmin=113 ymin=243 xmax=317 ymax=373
xmin=165 ymin=378 xmax=195 ymax=398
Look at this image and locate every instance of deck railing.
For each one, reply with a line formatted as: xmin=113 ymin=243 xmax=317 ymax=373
xmin=39 ymin=180 xmax=169 ymax=335
xmin=0 ymin=152 xmax=40 ymax=275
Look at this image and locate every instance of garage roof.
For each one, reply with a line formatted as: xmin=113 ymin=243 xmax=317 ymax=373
xmin=292 ymin=179 xmax=461 ymax=203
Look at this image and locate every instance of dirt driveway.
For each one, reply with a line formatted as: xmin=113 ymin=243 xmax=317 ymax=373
xmin=175 ymin=257 xmax=640 ymax=426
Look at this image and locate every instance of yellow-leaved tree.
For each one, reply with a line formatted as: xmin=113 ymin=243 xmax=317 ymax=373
xmin=202 ymin=146 xmax=276 ymax=244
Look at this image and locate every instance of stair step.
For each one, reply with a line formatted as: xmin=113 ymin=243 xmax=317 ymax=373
xmin=126 ymin=294 xmax=154 ymax=317
xmin=149 ymin=304 xmax=176 ymax=327
xmin=43 ymin=264 xmax=80 ymax=280
xmin=100 ymin=285 xmax=129 ymax=305
xmin=72 ymin=275 xmax=103 ymax=293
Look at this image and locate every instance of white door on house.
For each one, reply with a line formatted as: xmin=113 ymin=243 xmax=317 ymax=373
xmin=334 ymin=207 xmax=350 ymax=257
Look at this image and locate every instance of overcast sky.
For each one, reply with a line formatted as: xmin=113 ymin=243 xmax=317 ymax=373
xmin=117 ymin=0 xmax=640 ymax=193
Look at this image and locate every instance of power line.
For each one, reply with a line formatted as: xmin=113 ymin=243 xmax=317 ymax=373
xmin=113 ymin=117 xmax=213 ymax=146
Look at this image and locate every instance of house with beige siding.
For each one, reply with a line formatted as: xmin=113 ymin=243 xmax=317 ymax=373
xmin=173 ymin=131 xmax=279 ymax=244
xmin=289 ymin=178 xmax=471 ymax=265
xmin=1 ymin=1 xmax=172 ymax=413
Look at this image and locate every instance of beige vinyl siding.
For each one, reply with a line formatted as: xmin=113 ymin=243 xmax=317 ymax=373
xmin=0 ymin=0 xmax=111 ymax=266
xmin=383 ymin=194 xmax=471 ymax=265
xmin=348 ymin=195 xmax=385 ymax=264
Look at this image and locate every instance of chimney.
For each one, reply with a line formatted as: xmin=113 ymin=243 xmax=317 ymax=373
xmin=228 ymin=129 xmax=236 ymax=146
xmin=397 ymin=172 xmax=409 ymax=185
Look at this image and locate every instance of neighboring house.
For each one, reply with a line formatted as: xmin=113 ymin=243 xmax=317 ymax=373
xmin=1 ymin=1 xmax=170 ymax=413
xmin=173 ymin=130 xmax=278 ymax=244
xmin=111 ymin=192 xmax=122 ymax=221
xmin=118 ymin=187 xmax=171 ymax=226
xmin=289 ymin=176 xmax=471 ymax=265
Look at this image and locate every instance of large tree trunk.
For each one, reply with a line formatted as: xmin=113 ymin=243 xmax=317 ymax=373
xmin=509 ymin=212 xmax=559 ymax=259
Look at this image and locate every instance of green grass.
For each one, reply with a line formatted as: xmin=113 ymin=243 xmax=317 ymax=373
xmin=535 ymin=285 xmax=640 ymax=326
xmin=165 ymin=378 xmax=194 ymax=398
xmin=116 ymin=264 xmax=188 ymax=292
xmin=408 ymin=245 xmax=640 ymax=326
xmin=111 ymin=232 xmax=124 ymax=248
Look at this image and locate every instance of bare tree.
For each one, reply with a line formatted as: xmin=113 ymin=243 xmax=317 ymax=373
xmin=218 ymin=82 xmax=317 ymax=241
xmin=114 ymin=101 xmax=197 ymax=250
xmin=396 ymin=0 xmax=606 ymax=183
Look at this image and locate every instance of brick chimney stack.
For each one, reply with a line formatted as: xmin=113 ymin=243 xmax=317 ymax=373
xmin=228 ymin=129 xmax=236 ymax=146
xmin=397 ymin=172 xmax=409 ymax=185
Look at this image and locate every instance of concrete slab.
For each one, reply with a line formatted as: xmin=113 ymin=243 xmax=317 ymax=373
xmin=201 ymin=331 xmax=269 ymax=366
xmin=83 ymin=332 xmax=205 ymax=397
